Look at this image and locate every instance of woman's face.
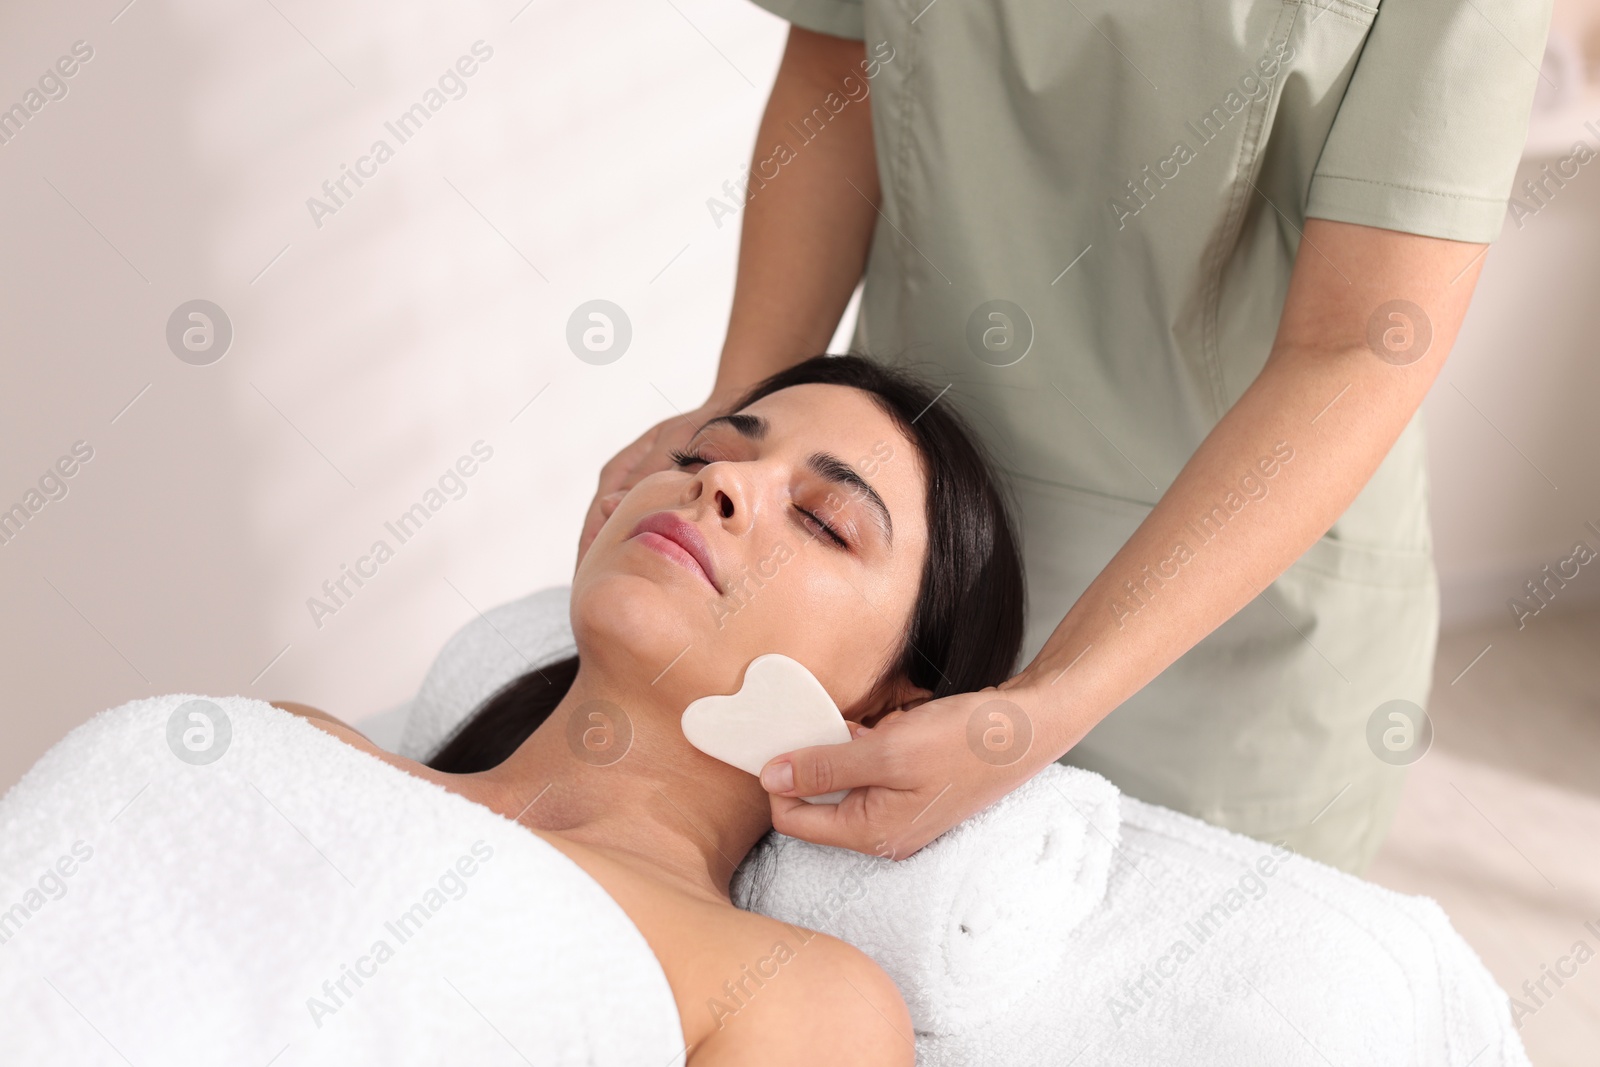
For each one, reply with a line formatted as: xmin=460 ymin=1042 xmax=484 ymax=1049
xmin=572 ymin=383 xmax=929 ymax=720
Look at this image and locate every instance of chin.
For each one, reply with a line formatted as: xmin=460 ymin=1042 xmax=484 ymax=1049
xmin=571 ymin=568 xmax=711 ymax=680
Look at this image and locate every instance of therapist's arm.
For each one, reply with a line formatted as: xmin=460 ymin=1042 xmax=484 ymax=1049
xmin=576 ymin=25 xmax=880 ymax=562
xmin=1011 ymin=218 xmax=1482 ymax=746
xmin=759 ymin=218 xmax=1489 ymax=856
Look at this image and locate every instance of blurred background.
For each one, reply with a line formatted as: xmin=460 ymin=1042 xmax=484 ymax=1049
xmin=0 ymin=0 xmax=1596 ymax=1062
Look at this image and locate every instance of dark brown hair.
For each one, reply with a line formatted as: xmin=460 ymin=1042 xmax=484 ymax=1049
xmin=427 ymin=354 xmax=1025 ymax=773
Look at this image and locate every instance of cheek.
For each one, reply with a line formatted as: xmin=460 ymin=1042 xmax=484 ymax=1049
xmin=720 ymin=562 xmax=906 ymax=702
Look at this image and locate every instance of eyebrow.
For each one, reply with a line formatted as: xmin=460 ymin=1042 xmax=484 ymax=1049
xmin=700 ymin=413 xmax=765 ymax=440
xmin=698 ymin=413 xmax=894 ymax=547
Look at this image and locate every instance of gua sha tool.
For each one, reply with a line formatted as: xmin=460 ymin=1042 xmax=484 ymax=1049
xmin=680 ymin=654 xmax=853 ymax=804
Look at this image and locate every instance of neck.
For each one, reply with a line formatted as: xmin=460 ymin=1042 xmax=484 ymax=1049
xmin=475 ymin=660 xmax=775 ymax=904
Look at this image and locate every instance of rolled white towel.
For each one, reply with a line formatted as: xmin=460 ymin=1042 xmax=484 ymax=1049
xmin=912 ymin=798 xmax=1532 ymax=1067
xmin=730 ymin=762 xmax=1121 ymax=1034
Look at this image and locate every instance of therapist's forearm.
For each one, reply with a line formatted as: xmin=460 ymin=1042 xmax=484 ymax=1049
xmin=1011 ymin=346 xmax=1395 ymax=751
xmin=713 ymin=27 xmax=881 ymax=399
xmin=1006 ymin=219 xmax=1488 ymax=759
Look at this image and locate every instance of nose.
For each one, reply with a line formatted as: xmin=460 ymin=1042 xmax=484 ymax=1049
xmin=689 ymin=459 xmax=753 ymax=536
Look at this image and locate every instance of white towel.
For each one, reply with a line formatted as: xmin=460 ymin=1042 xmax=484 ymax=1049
xmin=905 ymin=798 xmax=1530 ymax=1066
xmin=0 ymin=694 xmax=686 ymax=1067
xmin=391 ymin=584 xmax=1531 ymax=1066
xmin=730 ymin=762 xmax=1121 ymax=1034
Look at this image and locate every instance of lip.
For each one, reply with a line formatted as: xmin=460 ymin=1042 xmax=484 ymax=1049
xmin=628 ymin=511 xmax=721 ymax=593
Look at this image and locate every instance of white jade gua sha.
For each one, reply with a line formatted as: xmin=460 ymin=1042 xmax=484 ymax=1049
xmin=681 ymin=654 xmax=853 ymax=804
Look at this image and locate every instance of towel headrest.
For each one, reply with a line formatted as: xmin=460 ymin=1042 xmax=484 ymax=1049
xmin=731 ymin=763 xmax=1119 ymax=1032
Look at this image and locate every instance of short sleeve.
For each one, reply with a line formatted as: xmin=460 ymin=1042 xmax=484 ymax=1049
xmin=745 ymin=0 xmax=864 ymax=40
xmin=1305 ymin=0 xmax=1555 ymax=243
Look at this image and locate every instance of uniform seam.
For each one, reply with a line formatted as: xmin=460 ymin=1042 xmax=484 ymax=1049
xmin=1312 ymin=172 xmax=1507 ymax=204
xmin=1284 ymin=0 xmax=1377 ymax=29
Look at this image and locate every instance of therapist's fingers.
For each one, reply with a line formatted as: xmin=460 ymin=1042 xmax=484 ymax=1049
xmin=577 ymin=398 xmax=731 ymax=566
xmin=761 ymin=726 xmax=915 ymax=799
xmin=764 ymin=787 xmax=920 ymax=857
xmin=577 ymin=420 xmax=674 ymax=565
xmin=576 ymin=430 xmax=661 ymax=565
xmin=760 ymin=730 xmax=932 ymax=852
xmin=597 ymin=420 xmax=664 ymax=498
xmin=761 ymin=686 xmax=1046 ymax=857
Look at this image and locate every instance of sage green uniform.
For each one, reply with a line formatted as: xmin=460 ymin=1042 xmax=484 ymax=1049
xmin=746 ymin=0 xmax=1551 ymax=870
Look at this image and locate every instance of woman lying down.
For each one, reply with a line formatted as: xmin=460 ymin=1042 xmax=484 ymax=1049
xmin=272 ymin=356 xmax=1027 ymax=1064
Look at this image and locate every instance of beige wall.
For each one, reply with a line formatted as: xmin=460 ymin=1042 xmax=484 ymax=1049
xmin=3 ymin=0 xmax=1596 ymax=797
xmin=1426 ymin=93 xmax=1600 ymax=629
xmin=0 ymin=0 xmax=792 ymax=790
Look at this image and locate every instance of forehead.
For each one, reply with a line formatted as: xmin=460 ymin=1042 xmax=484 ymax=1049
xmin=739 ymin=381 xmax=890 ymax=432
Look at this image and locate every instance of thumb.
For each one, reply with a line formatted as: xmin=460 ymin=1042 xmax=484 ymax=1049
xmin=759 ymin=730 xmax=896 ymax=797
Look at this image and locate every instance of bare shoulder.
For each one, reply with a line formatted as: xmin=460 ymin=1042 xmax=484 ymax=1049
xmin=269 ymin=702 xmax=450 ymax=785
xmin=269 ymin=701 xmax=367 ymax=738
xmin=690 ymin=921 xmax=915 ymax=1067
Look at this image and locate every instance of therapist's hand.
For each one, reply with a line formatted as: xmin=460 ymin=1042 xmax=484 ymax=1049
xmin=576 ymin=390 xmax=742 ymax=567
xmin=758 ymin=684 xmax=1067 ymax=859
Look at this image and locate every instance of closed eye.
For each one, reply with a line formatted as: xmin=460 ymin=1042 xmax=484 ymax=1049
xmin=671 ymin=445 xmax=852 ymax=549
xmin=795 ymin=505 xmax=849 ymax=549
xmin=667 ymin=448 xmax=711 ymax=468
